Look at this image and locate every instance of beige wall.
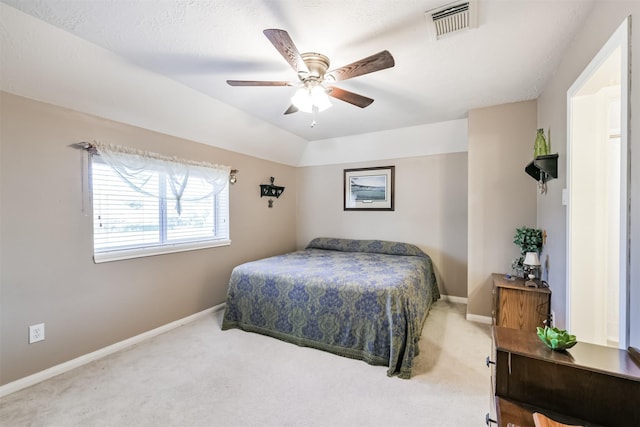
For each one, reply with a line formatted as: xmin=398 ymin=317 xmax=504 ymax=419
xmin=467 ymin=101 xmax=537 ymax=318
xmin=296 ymin=153 xmax=468 ymax=298
xmin=0 ymin=92 xmax=297 ymax=385
xmin=537 ymin=1 xmax=640 ymax=346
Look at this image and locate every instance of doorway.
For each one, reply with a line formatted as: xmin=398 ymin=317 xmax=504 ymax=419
xmin=566 ymin=18 xmax=630 ymax=348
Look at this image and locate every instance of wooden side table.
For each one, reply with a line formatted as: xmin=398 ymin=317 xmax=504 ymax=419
xmin=492 ymin=273 xmax=550 ymax=331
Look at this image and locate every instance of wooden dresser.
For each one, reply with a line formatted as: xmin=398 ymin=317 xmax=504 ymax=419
xmin=487 ymin=326 xmax=640 ymax=426
xmin=492 ymin=273 xmax=550 ymax=331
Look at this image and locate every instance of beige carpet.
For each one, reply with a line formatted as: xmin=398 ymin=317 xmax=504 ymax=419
xmin=0 ymin=301 xmax=491 ymax=426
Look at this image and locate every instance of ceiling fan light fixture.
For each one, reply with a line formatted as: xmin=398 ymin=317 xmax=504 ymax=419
xmin=228 ymin=29 xmax=393 ymax=117
xmin=291 ymin=85 xmax=332 ymax=113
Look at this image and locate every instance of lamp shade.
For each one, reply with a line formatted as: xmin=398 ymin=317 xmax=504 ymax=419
xmin=523 ymin=252 xmax=541 ymax=267
xmin=291 ymin=85 xmax=332 ymax=113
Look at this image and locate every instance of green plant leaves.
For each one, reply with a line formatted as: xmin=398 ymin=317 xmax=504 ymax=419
xmin=513 ymin=226 xmax=543 ymax=256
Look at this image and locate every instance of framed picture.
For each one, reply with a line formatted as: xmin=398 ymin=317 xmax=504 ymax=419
xmin=344 ymin=166 xmax=395 ymax=211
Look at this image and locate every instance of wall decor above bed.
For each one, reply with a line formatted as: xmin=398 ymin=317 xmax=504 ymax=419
xmin=344 ymin=166 xmax=394 ymax=211
xmin=222 ymin=237 xmax=439 ymax=378
xmin=260 ymin=176 xmax=285 ymax=208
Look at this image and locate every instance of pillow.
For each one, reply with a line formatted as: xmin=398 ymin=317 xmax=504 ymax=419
xmin=306 ymin=237 xmax=427 ymax=258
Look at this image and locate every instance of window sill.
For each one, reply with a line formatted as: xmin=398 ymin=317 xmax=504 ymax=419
xmin=93 ymin=239 xmax=231 ymax=263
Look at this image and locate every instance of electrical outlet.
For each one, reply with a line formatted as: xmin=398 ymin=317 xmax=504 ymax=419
xmin=550 ymin=310 xmax=556 ymax=328
xmin=29 ymin=323 xmax=45 ymax=344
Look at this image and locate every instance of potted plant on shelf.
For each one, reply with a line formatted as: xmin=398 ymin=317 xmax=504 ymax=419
xmin=511 ymin=226 xmax=543 ymax=278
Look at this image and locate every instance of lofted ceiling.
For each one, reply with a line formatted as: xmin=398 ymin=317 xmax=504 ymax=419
xmin=1 ymin=0 xmax=595 ymax=142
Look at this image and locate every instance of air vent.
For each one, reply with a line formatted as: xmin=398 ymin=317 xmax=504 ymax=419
xmin=425 ymin=0 xmax=477 ymax=40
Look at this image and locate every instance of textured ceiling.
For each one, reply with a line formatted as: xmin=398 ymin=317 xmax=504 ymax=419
xmin=1 ymin=0 xmax=595 ymax=142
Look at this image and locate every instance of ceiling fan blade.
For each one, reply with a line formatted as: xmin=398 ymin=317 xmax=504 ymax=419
xmin=263 ymin=29 xmax=310 ymax=75
xmin=284 ymin=105 xmax=299 ymax=115
xmin=226 ymin=80 xmax=292 ymax=86
xmin=327 ymin=87 xmax=374 ymax=108
xmin=327 ymin=50 xmax=395 ymax=82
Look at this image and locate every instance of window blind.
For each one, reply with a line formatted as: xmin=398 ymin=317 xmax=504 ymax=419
xmin=90 ymin=151 xmax=230 ymax=262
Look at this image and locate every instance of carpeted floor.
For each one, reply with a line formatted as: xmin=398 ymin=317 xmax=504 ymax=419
xmin=0 ymin=301 xmax=491 ymax=427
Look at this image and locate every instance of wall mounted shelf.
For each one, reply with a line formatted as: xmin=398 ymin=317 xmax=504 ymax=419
xmin=525 ymin=153 xmax=558 ymax=184
xmin=260 ymin=177 xmax=285 ymax=208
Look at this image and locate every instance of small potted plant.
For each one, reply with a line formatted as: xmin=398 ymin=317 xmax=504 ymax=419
xmin=511 ymin=226 xmax=543 ymax=278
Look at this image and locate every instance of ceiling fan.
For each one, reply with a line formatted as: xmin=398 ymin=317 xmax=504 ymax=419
xmin=227 ymin=29 xmax=395 ymax=122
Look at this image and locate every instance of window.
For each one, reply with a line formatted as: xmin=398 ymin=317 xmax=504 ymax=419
xmin=90 ymin=143 xmax=230 ymax=263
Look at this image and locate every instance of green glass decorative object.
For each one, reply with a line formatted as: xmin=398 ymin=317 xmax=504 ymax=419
xmin=536 ymin=326 xmax=577 ymax=351
xmin=546 ymin=129 xmax=551 ymax=154
xmin=534 ymin=128 xmax=548 ymax=158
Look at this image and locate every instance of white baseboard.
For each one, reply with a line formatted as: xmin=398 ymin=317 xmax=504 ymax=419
xmin=466 ymin=313 xmax=493 ymax=324
xmin=0 ymin=303 xmax=225 ymax=398
xmin=437 ymin=295 xmax=492 ymax=324
xmin=440 ymin=294 xmax=468 ymax=304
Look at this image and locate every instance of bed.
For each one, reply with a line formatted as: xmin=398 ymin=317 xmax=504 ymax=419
xmin=221 ymin=238 xmax=440 ymax=378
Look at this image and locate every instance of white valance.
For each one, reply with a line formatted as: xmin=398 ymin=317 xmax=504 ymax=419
xmin=92 ymin=141 xmax=230 ymax=215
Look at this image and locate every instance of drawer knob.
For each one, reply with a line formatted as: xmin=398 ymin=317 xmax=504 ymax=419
xmin=485 ymin=413 xmax=497 ymax=425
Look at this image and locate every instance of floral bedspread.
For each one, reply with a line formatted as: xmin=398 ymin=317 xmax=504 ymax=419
xmin=221 ymin=238 xmax=440 ymax=378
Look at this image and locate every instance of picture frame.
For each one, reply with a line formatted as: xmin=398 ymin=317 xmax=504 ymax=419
xmin=344 ymin=166 xmax=395 ymax=211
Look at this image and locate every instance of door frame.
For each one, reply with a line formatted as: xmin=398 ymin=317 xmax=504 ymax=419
xmin=566 ymin=17 xmax=630 ymax=348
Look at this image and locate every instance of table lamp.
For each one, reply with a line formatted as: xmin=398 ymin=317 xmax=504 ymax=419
xmin=524 ymin=252 xmax=541 ymax=287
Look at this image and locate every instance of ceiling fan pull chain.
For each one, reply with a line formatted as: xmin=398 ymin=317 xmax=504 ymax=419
xmin=310 ymin=105 xmax=318 ymax=128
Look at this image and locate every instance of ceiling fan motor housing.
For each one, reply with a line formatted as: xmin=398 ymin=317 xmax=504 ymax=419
xmin=300 ymin=52 xmax=330 ymax=81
